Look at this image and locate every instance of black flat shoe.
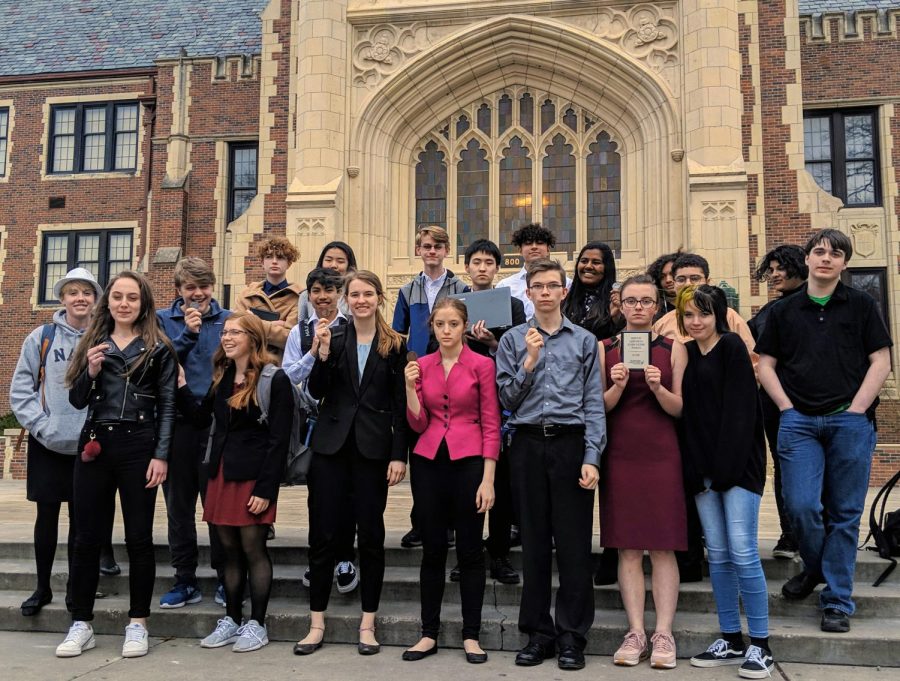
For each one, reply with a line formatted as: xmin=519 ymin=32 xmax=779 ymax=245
xmin=358 ymin=641 xmax=381 ymax=655
xmin=99 ymin=556 xmax=121 ymax=577
xmin=558 ymin=645 xmax=586 ymax=670
xmin=515 ymin=641 xmax=555 ymax=666
xmin=782 ymin=570 xmax=824 ymax=600
xmin=402 ymin=643 xmax=438 ymax=661
xmin=20 ymin=590 xmax=52 ymax=616
xmin=293 ymin=640 xmax=323 ymax=655
xmin=465 ymin=651 xmax=488 ymax=664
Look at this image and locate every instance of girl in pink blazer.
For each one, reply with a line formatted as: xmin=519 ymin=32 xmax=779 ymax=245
xmin=402 ymin=298 xmax=501 ymax=664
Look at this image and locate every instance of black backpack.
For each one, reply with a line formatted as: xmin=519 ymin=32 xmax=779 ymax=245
xmin=864 ymin=469 xmax=900 ymax=587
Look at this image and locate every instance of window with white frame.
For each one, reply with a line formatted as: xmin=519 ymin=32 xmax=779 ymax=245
xmin=49 ymin=102 xmax=139 ymax=174
xmin=414 ymin=89 xmax=622 ymax=257
xmin=40 ymin=229 xmax=133 ymax=303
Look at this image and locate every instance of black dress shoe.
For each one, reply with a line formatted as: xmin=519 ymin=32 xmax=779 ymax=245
xmin=782 ymin=570 xmax=824 ymax=600
xmin=558 ymin=646 xmax=586 ymax=670
xmin=449 ymin=564 xmax=460 ymax=582
xmin=515 ymin=642 xmax=555 ymax=666
xmin=401 ymin=528 xmax=422 ymax=548
xmin=490 ymin=556 xmax=520 ymax=584
xmin=821 ymin=607 xmax=850 ymax=633
xmin=20 ymin=590 xmax=52 ymax=616
xmin=465 ymin=651 xmax=488 ymax=664
xmin=99 ymin=554 xmax=121 ymax=577
xmin=402 ymin=643 xmax=438 ymax=661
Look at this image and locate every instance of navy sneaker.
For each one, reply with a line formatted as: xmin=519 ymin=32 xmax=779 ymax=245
xmin=215 ymin=582 xmax=226 ymax=607
xmin=159 ymin=582 xmax=202 ymax=609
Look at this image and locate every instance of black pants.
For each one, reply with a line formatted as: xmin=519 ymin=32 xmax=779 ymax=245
xmin=70 ymin=423 xmax=158 ymax=621
xmin=307 ymin=436 xmax=388 ymax=612
xmin=162 ymin=419 xmax=225 ymax=583
xmin=484 ymin=440 xmax=514 ymax=560
xmin=411 ymin=442 xmax=486 ymax=641
xmin=510 ymin=429 xmax=595 ymax=651
xmin=761 ymin=391 xmax=794 ymax=541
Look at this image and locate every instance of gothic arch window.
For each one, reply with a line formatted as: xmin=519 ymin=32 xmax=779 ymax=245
xmin=413 ymin=89 xmax=623 ymax=259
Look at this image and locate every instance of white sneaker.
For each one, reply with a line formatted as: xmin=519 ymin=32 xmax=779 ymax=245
xmin=56 ymin=621 xmax=96 ymax=657
xmin=122 ymin=622 xmax=149 ymax=658
xmin=232 ymin=619 xmax=269 ymax=653
xmin=201 ymin=616 xmax=241 ymax=648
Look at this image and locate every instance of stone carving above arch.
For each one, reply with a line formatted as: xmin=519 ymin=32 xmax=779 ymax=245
xmin=350 ymin=3 xmax=679 ymax=90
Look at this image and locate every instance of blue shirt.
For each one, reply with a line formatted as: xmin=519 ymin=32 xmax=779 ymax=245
xmin=262 ymin=278 xmax=289 ymax=296
xmin=495 ymin=316 xmax=607 ymax=467
xmin=357 ymin=343 xmax=372 ymax=384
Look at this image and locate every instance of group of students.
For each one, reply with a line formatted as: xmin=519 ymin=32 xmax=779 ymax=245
xmin=9 ymin=222 xmax=890 ymax=674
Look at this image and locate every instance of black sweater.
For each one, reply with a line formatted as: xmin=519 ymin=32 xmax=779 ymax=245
xmin=681 ymin=332 xmax=766 ymax=496
xmin=176 ymin=363 xmax=292 ymax=501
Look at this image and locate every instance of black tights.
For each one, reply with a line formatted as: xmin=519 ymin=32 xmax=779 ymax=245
xmin=217 ymin=524 xmax=272 ymax=625
xmin=34 ymin=502 xmax=75 ymax=594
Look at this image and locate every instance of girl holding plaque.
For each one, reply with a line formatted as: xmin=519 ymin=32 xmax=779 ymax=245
xmin=598 ymin=274 xmax=687 ymax=669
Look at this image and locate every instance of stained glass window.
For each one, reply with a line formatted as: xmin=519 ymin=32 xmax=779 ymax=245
xmin=520 ymin=93 xmax=533 ymax=133
xmin=541 ymin=99 xmax=555 ymax=133
xmin=457 ymin=139 xmax=489 ymax=251
xmin=586 ymin=132 xmax=621 ymax=251
xmin=563 ymin=108 xmax=578 ymax=132
xmin=542 ymin=134 xmax=576 ymax=254
xmin=415 ymin=141 xmax=447 ymax=228
xmin=498 ymin=95 xmax=512 ymax=135
xmin=477 ymin=104 xmax=491 ymax=136
xmin=456 ymin=115 xmax=470 ymax=137
xmin=499 ymin=137 xmax=532 ymax=252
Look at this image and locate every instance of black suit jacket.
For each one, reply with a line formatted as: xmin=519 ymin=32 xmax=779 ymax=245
xmin=307 ymin=325 xmax=409 ymax=462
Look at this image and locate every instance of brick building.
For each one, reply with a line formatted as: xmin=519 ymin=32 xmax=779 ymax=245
xmin=0 ymin=0 xmax=898 ymax=483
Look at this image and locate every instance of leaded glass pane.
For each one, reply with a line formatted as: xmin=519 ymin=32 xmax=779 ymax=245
xmin=846 ymin=160 xmax=875 ymax=205
xmin=477 ymin=104 xmax=491 ymax=136
xmin=54 ymin=109 xmax=75 ymax=135
xmin=44 ymin=263 xmax=68 ymax=301
xmin=563 ymin=108 xmax=577 ymax=132
xmin=415 ymin=140 xmax=447 ymax=228
xmin=233 ymin=147 xmax=257 ymax=189
xmin=541 ymin=134 xmax=575 ymax=254
xmin=53 ymin=110 xmax=75 ymax=172
xmin=844 ymin=115 xmax=873 ymax=159
xmin=116 ymin=105 xmax=138 ymax=132
xmin=115 ymin=132 xmax=137 ymax=169
xmin=456 ymin=115 xmax=470 ymax=137
xmin=541 ymin=100 xmax=555 ymax=133
xmin=45 ymin=234 xmax=69 ymax=263
xmin=84 ymin=107 xmax=106 ymax=134
xmin=456 ymin=138 xmax=489 ymax=252
xmin=232 ymin=190 xmax=255 ymax=220
xmin=520 ymin=93 xmax=533 ymax=133
xmin=77 ymin=234 xmax=99 ymax=262
xmin=0 ymin=139 xmax=6 ymax=177
xmin=806 ymin=162 xmax=832 ymax=193
xmin=847 ymin=270 xmax=887 ymax=323
xmin=83 ymin=109 xmax=107 ymax=172
xmin=499 ymin=137 xmax=532 ymax=252
xmin=498 ymin=95 xmax=512 ymax=134
xmin=0 ymin=110 xmax=8 ymax=138
xmin=108 ymin=233 xmax=132 ymax=262
xmin=804 ymin=116 xmax=831 ymax=161
xmin=586 ymin=132 xmax=622 ymax=251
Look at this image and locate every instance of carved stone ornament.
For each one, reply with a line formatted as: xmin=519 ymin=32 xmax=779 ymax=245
xmin=671 ymin=148 xmax=684 ymax=162
xmin=347 ymin=166 xmax=360 ymax=178
xmin=701 ymin=200 xmax=737 ymax=220
xmin=850 ymin=223 xmax=879 ymax=259
xmin=352 ymin=23 xmax=441 ymax=88
xmin=296 ymin=218 xmax=327 ymax=237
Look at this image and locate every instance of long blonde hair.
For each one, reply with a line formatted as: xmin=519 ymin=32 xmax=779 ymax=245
xmin=344 ymin=270 xmax=403 ymax=357
xmin=210 ymin=312 xmax=277 ymax=409
xmin=66 ymin=271 xmax=173 ymax=386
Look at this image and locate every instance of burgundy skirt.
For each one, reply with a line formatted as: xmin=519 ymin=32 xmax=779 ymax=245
xmin=203 ymin=460 xmax=276 ymax=527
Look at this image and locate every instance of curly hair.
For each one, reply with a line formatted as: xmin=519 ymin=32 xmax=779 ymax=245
xmin=646 ymin=250 xmax=682 ymax=289
xmin=257 ymin=236 xmax=299 ymax=264
xmin=511 ymin=223 xmax=556 ymax=249
xmin=754 ymin=244 xmax=808 ymax=282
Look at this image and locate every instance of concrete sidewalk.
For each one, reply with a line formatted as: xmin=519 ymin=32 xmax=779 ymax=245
xmin=4 ymin=632 xmax=897 ymax=681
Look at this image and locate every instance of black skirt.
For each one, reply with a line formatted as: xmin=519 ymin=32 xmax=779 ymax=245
xmin=26 ymin=434 xmax=75 ymax=504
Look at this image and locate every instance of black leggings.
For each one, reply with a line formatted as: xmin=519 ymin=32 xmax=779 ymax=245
xmin=34 ymin=502 xmax=75 ymax=594
xmin=411 ymin=442 xmax=486 ymax=641
xmin=217 ymin=524 xmax=272 ymax=625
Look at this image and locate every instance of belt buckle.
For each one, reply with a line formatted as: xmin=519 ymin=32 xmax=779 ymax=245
xmin=542 ymin=423 xmax=554 ymax=438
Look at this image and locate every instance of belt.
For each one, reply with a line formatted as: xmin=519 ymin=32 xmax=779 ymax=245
xmin=516 ymin=424 xmax=585 ymax=438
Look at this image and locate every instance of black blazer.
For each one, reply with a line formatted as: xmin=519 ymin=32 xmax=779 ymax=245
xmin=176 ymin=363 xmax=292 ymax=501
xmin=307 ymin=324 xmax=409 ymax=462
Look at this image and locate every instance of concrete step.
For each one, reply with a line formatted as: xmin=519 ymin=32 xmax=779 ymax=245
xmin=0 ymin=539 xmax=893 ymax=583
xmin=1 ymin=590 xmax=897 ymax=666
xmin=2 ymin=559 xmax=898 ymax=618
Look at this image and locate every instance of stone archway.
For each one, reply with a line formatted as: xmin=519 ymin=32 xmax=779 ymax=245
xmin=345 ymin=13 xmax=683 ymax=286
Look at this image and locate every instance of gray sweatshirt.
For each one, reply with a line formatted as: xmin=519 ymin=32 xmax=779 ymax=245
xmin=9 ymin=309 xmax=90 ymax=455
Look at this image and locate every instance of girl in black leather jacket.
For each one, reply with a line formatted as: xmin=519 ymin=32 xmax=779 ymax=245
xmin=56 ymin=271 xmax=177 ymax=660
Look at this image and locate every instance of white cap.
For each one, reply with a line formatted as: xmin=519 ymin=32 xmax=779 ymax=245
xmin=53 ymin=267 xmax=104 ymax=300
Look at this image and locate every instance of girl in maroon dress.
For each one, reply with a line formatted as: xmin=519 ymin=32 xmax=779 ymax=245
xmin=177 ymin=312 xmax=291 ymax=653
xmin=599 ymin=274 xmax=687 ymax=669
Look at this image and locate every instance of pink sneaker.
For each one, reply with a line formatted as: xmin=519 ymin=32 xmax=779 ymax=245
xmin=614 ymin=630 xmax=649 ymax=666
xmin=650 ymin=631 xmax=677 ymax=669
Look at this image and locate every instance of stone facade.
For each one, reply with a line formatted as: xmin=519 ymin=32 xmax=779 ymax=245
xmin=0 ymin=0 xmax=899 ymax=483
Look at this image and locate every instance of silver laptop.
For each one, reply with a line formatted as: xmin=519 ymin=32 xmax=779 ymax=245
xmin=450 ymin=287 xmax=513 ymax=330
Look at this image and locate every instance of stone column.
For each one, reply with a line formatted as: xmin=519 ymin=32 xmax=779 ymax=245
xmin=286 ymin=0 xmax=349 ymax=274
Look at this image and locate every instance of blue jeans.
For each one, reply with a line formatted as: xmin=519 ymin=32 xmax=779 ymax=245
xmin=694 ymin=485 xmax=768 ymax=639
xmin=778 ymin=409 xmax=875 ymax=615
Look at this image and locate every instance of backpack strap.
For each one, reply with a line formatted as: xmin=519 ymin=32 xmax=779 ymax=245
xmin=255 ymin=364 xmax=278 ymax=424
xmin=866 ymin=469 xmax=900 ymax=586
xmin=36 ymin=323 xmax=56 ymax=406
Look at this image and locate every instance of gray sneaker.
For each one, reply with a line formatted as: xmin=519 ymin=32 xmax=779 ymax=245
xmin=232 ymin=619 xmax=268 ymax=653
xmin=201 ymin=616 xmax=240 ymax=648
